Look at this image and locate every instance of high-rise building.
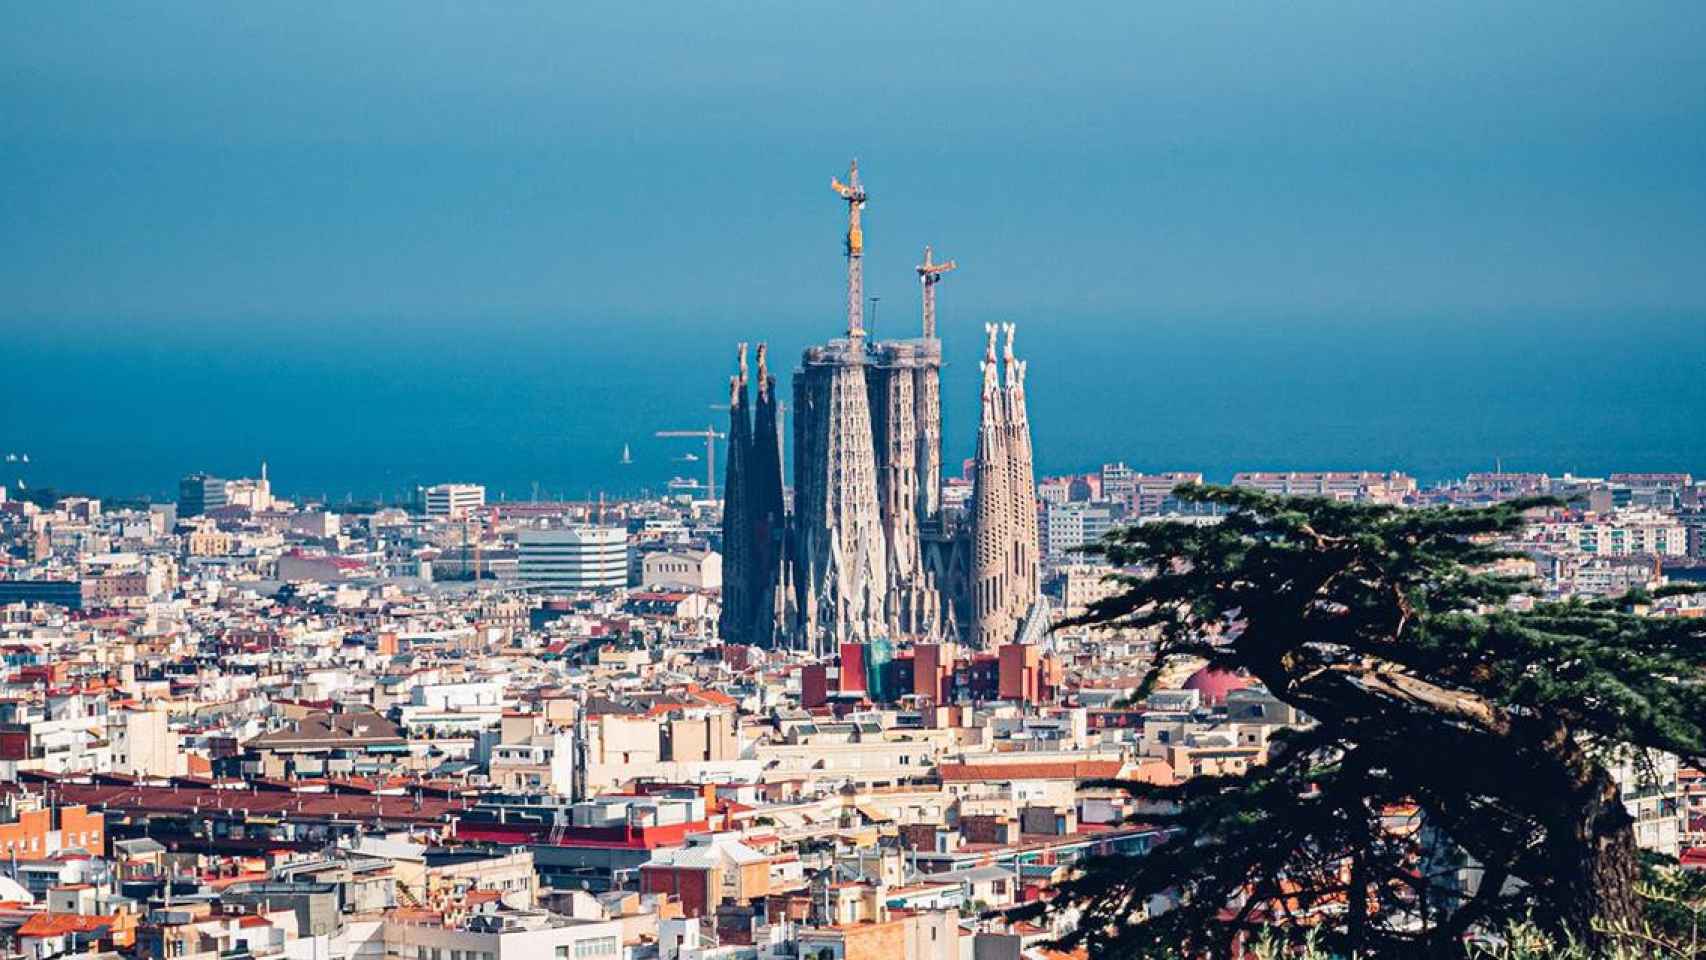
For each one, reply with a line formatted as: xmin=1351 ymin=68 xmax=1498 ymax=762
xmin=519 ymin=527 xmax=628 ymax=590
xmin=177 ymin=473 xmax=228 ymax=518
xmin=1043 ymin=500 xmax=1117 ymax=561
xmin=423 ymin=483 xmax=486 ymax=519
xmin=1099 ymin=462 xmax=1135 ymax=509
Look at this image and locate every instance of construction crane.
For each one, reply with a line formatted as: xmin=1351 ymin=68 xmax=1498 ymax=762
xmin=655 ymin=426 xmax=726 ymax=500
xmin=831 ymin=160 xmax=868 ymax=341
xmin=916 ymin=245 xmax=958 ymax=339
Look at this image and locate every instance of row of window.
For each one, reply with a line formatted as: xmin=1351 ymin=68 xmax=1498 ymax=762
xmin=560 ymin=936 xmax=619 ymax=959
xmin=416 ymin=949 xmax=494 ymax=960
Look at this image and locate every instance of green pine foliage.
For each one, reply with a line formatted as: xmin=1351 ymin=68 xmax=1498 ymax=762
xmin=1026 ymin=487 xmax=1706 ymax=957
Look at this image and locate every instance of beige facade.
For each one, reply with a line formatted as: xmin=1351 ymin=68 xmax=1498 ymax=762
xmin=641 ymin=550 xmax=722 ymax=591
xmin=111 ymin=707 xmax=183 ymax=778
xmin=970 ymin=324 xmax=1040 ymax=648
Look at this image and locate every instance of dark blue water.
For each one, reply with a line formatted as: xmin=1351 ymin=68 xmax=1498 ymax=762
xmin=5 ymin=310 xmax=1704 ymax=502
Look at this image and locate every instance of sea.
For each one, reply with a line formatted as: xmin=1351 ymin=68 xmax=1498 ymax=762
xmin=5 ymin=310 xmax=1704 ymax=505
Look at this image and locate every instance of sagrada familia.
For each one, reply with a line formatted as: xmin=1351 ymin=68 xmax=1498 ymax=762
xmin=719 ymin=162 xmax=1041 ymax=653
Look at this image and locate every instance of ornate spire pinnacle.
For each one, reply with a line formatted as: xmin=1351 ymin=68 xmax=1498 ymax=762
xmin=731 ymin=342 xmax=750 ymax=407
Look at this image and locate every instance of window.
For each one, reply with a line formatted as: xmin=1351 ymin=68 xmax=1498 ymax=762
xmin=574 ymin=937 xmax=618 ymax=958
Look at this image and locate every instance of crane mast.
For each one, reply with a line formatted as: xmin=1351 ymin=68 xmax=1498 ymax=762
xmin=831 ymin=160 xmax=868 ymax=343
xmin=655 ymin=425 xmax=727 ymax=500
xmin=916 ymin=245 xmax=958 ymax=339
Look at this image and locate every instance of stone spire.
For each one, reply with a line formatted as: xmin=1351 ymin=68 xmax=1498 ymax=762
xmin=971 ymin=323 xmax=1014 ymax=648
xmin=718 ymin=344 xmax=754 ymax=644
xmin=789 ymin=166 xmax=889 ymax=653
xmin=1002 ymin=324 xmax=1040 ymax=618
xmin=749 ymin=343 xmax=788 ymax=646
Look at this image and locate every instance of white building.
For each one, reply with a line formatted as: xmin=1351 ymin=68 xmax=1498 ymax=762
xmin=519 ymin=527 xmax=628 ymax=590
xmin=423 ymin=483 xmax=487 ymax=519
xmin=641 ymin=549 xmax=722 ymax=591
xmin=224 ymin=461 xmax=275 ymax=511
xmin=109 ymin=707 xmax=184 ymax=778
xmin=1232 ymin=471 xmax=1417 ymax=504
xmin=384 ymin=912 xmax=622 ymax=960
xmin=1043 ymin=501 xmax=1116 ymax=561
xmin=1528 ymin=510 xmax=1688 ymax=557
xmin=1608 ymin=750 xmax=1684 ymax=858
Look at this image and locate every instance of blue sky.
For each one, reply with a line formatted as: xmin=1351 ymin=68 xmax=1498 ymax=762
xmin=4 ymin=1 xmax=1704 ymax=325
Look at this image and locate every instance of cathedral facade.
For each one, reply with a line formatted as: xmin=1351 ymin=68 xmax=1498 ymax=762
xmin=719 ymin=165 xmax=1038 ymax=654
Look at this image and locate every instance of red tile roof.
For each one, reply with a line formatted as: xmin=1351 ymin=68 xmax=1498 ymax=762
xmin=18 ymin=913 xmax=115 ymax=937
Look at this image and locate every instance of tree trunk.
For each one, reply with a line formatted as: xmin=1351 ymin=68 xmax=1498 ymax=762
xmin=1537 ymin=746 xmax=1644 ymax=949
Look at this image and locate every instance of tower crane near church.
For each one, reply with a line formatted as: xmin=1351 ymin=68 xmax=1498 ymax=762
xmin=917 ymin=246 xmax=957 ymax=339
xmin=717 ymin=160 xmax=1041 ymax=655
xmin=655 ymin=426 xmax=724 ymax=500
xmin=831 ymin=161 xmax=869 ymax=342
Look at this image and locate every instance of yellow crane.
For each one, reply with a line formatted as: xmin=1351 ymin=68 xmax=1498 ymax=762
xmin=831 ymin=160 xmax=869 ymax=340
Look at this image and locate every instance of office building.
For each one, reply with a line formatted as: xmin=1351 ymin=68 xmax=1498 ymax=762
xmin=422 ymin=483 xmax=486 ymax=519
xmin=177 ymin=473 xmax=228 ymax=518
xmin=519 ymin=527 xmax=628 ymax=590
xmin=1043 ymin=501 xmax=1117 ymax=562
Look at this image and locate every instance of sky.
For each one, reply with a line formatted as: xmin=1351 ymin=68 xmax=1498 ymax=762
xmin=2 ymin=3 xmax=1705 ymax=498
xmin=4 ymin=1 xmax=1704 ymax=322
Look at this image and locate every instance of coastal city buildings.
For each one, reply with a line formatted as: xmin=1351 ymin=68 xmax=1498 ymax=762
xmin=0 ymin=172 xmax=1700 ymax=960
xmin=7 ymin=439 xmax=1702 ymax=960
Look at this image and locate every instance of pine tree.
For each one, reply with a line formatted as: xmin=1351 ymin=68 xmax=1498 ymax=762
xmin=1028 ymin=486 xmax=1706 ymax=957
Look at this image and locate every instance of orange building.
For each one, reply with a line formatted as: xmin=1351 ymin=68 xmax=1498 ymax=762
xmin=0 ymin=802 xmax=104 ymax=859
